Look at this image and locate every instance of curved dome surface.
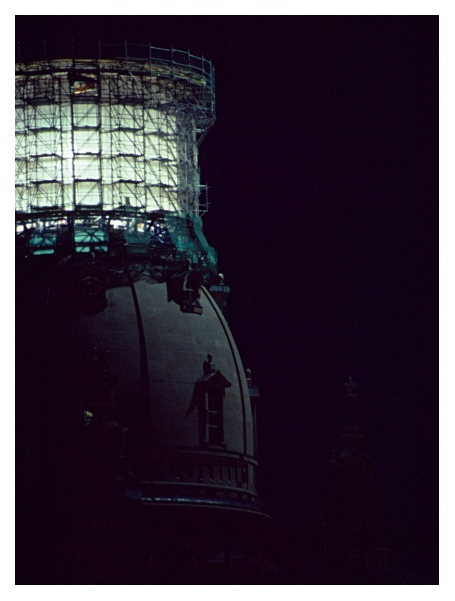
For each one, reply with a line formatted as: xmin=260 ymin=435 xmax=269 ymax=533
xmin=76 ymin=280 xmax=258 ymax=509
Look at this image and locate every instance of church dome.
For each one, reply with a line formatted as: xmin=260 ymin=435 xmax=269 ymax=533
xmin=74 ymin=280 xmax=259 ymax=512
xmin=15 ymin=44 xmax=268 ymax=582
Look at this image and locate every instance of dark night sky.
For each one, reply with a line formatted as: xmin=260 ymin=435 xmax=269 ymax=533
xmin=15 ymin=15 xmax=438 ymax=569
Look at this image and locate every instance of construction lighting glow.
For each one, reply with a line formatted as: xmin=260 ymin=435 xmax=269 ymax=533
xmin=15 ymin=56 xmax=214 ymax=215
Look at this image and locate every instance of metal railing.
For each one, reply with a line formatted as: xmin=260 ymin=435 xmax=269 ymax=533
xmin=16 ymin=39 xmax=214 ymax=90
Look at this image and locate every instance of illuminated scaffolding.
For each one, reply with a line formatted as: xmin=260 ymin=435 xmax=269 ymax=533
xmin=15 ymin=43 xmax=217 ymax=282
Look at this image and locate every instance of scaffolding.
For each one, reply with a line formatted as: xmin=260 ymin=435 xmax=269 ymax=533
xmin=16 ymin=43 xmax=215 ymax=215
xmin=16 ymin=43 xmax=217 ymax=283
